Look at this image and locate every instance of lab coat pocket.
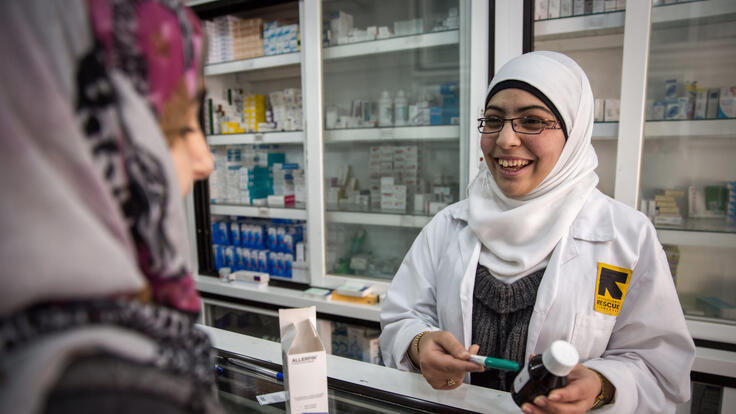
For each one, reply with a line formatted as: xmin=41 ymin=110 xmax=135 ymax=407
xmin=570 ymin=313 xmax=616 ymax=361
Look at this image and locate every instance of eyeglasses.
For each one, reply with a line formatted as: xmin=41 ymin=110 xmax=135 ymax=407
xmin=477 ymin=116 xmax=561 ymax=135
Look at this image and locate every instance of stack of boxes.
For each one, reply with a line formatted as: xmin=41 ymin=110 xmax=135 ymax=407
xmin=242 ymin=93 xmax=267 ymax=132
xmin=368 ymin=145 xmax=422 ymax=212
xmin=205 ymin=16 xmax=264 ymax=63
xmin=210 ymin=145 xmax=301 ymax=207
xmin=593 ymin=98 xmax=620 ymax=122
xmin=204 ymin=17 xmax=300 ymax=64
xmin=328 ymin=11 xmax=354 ymax=45
xmin=205 ymin=18 xmax=233 ymax=63
xmin=264 ymin=21 xmax=300 ymax=56
xmin=269 ymin=88 xmax=303 ymax=131
xmin=269 ymin=162 xmax=300 ymax=207
xmin=535 ymin=0 xmax=626 ymax=20
xmin=212 ymin=217 xmax=306 ymax=280
xmin=231 ymin=18 xmax=264 ymax=60
xmin=440 ymin=83 xmax=459 ymax=125
xmin=646 ymin=80 xmax=734 ymax=121
xmin=653 ymin=190 xmax=684 ymax=225
xmin=368 ymin=146 xmax=393 ymax=210
xmin=206 ymin=88 xmax=302 ymax=134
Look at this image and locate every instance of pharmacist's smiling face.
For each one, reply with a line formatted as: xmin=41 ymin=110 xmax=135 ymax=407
xmin=481 ymin=88 xmax=565 ymax=198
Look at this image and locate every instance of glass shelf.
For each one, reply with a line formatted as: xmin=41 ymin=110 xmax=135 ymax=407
xmin=652 ymin=0 xmax=736 ymax=26
xmin=204 ymin=52 xmax=300 ymax=76
xmin=644 ymin=119 xmax=736 ymax=138
xmin=323 ymin=125 xmax=458 ymax=143
xmin=325 ymin=210 xmax=431 ymax=228
xmin=592 ymin=122 xmax=619 ymax=140
xmin=207 ymin=131 xmax=305 ymax=146
xmin=323 ymin=30 xmax=459 ymax=60
xmin=211 ymin=204 xmax=307 ymax=220
xmin=535 ymin=10 xmax=625 ymax=39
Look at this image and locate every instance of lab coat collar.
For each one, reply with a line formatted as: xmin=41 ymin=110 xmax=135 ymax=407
xmin=569 ymin=189 xmax=615 ymax=242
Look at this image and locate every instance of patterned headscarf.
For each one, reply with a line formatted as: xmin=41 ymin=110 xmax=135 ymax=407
xmin=0 ymin=0 xmax=204 ymax=315
xmin=0 ymin=2 xmax=218 ymax=413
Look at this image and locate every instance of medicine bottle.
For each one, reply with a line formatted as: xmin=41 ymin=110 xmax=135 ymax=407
xmin=378 ymin=90 xmax=393 ymax=127
xmin=511 ymin=340 xmax=579 ymax=407
xmin=394 ymin=90 xmax=408 ymax=126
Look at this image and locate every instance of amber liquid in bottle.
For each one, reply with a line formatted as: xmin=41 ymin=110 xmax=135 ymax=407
xmin=511 ymin=354 xmax=568 ymax=406
xmin=511 ymin=340 xmax=578 ymax=407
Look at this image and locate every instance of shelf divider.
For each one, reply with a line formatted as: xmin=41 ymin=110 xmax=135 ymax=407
xmin=324 ymin=125 xmax=459 ymax=143
xmin=211 ymin=204 xmax=307 ymax=220
xmin=644 ymin=119 xmax=736 ymax=138
xmin=325 ymin=211 xmax=431 ymax=228
xmin=207 ymin=131 xmax=304 ymax=146
xmin=323 ymin=30 xmax=459 ymax=60
xmin=204 ymin=53 xmax=300 ymax=76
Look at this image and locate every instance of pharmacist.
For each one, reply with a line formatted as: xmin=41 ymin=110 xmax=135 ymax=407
xmin=380 ymin=51 xmax=695 ymax=413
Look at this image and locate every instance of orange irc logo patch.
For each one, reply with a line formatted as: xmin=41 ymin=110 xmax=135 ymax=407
xmin=594 ymin=262 xmax=632 ymax=316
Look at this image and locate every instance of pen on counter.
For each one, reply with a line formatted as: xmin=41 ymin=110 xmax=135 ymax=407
xmin=469 ymin=355 xmax=520 ymax=372
xmin=227 ymin=357 xmax=284 ymax=381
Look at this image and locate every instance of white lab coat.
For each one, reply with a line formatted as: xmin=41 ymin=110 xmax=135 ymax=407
xmin=380 ymin=189 xmax=695 ymax=413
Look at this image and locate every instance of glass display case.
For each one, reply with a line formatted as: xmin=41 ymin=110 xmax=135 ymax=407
xmin=214 ymin=349 xmax=476 ymax=413
xmin=640 ymin=0 xmax=736 ymax=327
xmin=320 ymin=0 xmax=470 ymax=280
xmin=533 ymin=0 xmax=627 ymax=198
xmin=202 ymin=299 xmax=382 ymax=364
xmin=194 ymin=1 xmax=312 ymax=283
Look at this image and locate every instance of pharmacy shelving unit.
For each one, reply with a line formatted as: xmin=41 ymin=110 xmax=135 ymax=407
xmin=187 ymin=2 xmax=736 ymax=403
xmin=531 ymin=1 xmax=736 ymax=410
xmin=309 ymin=0 xmax=489 ymax=288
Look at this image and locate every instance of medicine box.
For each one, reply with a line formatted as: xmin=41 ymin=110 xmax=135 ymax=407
xmin=706 ymin=88 xmax=720 ymax=119
xmin=548 ymin=0 xmax=561 ymax=18
xmin=665 ymin=98 xmax=689 ymax=120
xmin=604 ymin=99 xmax=619 ymax=122
xmin=718 ymin=87 xmax=736 ymax=118
xmin=535 ymin=0 xmax=549 ymax=20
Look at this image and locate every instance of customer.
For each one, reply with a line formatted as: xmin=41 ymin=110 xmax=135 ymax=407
xmin=380 ymin=51 xmax=695 ymax=413
xmin=0 ymin=1 xmax=218 ymax=413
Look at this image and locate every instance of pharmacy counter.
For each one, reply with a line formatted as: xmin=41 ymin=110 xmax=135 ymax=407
xmin=201 ymin=325 xmax=520 ymax=413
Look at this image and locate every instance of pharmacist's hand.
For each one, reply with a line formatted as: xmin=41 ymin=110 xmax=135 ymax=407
xmin=417 ymin=331 xmax=484 ymax=390
xmin=520 ymin=364 xmax=601 ymax=414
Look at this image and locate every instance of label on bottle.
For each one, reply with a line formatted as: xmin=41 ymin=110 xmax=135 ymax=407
xmin=513 ymin=368 xmax=530 ymax=393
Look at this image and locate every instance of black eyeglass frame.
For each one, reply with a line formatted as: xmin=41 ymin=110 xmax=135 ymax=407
xmin=477 ymin=116 xmax=562 ymax=135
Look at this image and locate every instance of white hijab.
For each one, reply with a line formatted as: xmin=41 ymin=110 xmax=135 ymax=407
xmin=468 ymin=51 xmax=599 ymax=279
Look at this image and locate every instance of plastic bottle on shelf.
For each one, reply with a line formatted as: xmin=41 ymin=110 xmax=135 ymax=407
xmin=394 ymin=90 xmax=408 ymax=126
xmin=378 ymin=90 xmax=393 ymax=127
xmin=511 ymin=340 xmax=579 ymax=407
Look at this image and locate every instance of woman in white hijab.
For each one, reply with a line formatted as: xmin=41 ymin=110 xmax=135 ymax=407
xmin=380 ymin=51 xmax=694 ymax=413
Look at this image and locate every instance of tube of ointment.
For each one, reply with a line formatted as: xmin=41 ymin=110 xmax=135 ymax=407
xmin=469 ymin=354 xmax=520 ymax=372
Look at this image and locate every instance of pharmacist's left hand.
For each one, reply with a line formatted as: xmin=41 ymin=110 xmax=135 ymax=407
xmin=520 ymin=364 xmax=600 ymax=414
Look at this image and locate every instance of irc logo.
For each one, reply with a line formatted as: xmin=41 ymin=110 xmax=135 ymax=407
xmin=594 ymin=263 xmax=632 ymax=316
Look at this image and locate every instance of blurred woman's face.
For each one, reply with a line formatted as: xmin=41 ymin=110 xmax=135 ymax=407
xmin=480 ymin=88 xmax=565 ymax=198
xmin=168 ymin=96 xmax=212 ymax=196
xmin=162 ymin=83 xmax=213 ymax=196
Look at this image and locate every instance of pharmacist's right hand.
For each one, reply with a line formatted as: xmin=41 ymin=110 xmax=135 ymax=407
xmin=416 ymin=331 xmax=484 ymax=390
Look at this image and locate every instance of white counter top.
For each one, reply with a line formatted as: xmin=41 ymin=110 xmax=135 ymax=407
xmin=200 ymin=325 xmax=520 ymax=413
xmin=196 ymin=275 xmax=382 ymax=322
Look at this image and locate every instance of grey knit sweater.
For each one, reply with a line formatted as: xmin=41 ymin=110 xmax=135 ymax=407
xmin=470 ymin=264 xmax=545 ymax=391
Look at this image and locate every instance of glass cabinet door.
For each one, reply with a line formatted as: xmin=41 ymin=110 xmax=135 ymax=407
xmin=640 ymin=0 xmax=736 ymax=327
xmin=320 ymin=0 xmax=467 ymax=280
xmin=533 ymin=0 xmax=627 ymax=198
xmin=194 ymin=2 xmax=311 ymax=283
